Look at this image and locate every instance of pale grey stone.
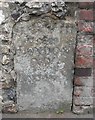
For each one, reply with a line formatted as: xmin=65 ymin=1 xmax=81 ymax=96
xmin=0 ymin=10 xmax=5 ymax=24
xmin=13 ymin=18 xmax=76 ymax=111
xmin=1 ymin=45 xmax=10 ymax=54
xmin=2 ymin=55 xmax=10 ymax=65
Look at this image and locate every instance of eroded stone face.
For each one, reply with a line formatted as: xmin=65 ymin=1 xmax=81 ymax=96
xmin=13 ymin=18 xmax=76 ymax=111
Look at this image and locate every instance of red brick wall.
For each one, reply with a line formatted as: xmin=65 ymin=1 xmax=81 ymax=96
xmin=72 ymin=2 xmax=94 ymax=114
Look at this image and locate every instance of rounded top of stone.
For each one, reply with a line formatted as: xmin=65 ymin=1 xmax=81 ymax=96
xmin=7 ymin=0 xmax=67 ymax=20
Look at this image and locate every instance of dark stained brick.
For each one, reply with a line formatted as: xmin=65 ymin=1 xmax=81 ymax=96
xmin=75 ymin=68 xmax=92 ymax=77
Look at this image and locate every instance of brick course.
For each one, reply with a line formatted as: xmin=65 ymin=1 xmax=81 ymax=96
xmin=73 ymin=2 xmax=94 ymax=114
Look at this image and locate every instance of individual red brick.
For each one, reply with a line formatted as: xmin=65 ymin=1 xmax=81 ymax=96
xmin=76 ymin=45 xmax=93 ymax=56
xmin=74 ymin=86 xmax=93 ymax=97
xmin=79 ymin=2 xmax=94 ymax=8
xmin=77 ymin=35 xmax=93 ymax=48
xmin=74 ymin=77 xmax=93 ymax=87
xmin=77 ymin=21 xmax=94 ymax=33
xmin=79 ymin=10 xmax=95 ymax=21
xmin=73 ymin=96 xmax=93 ymax=105
xmin=74 ymin=86 xmax=93 ymax=98
xmin=75 ymin=55 xmax=93 ymax=68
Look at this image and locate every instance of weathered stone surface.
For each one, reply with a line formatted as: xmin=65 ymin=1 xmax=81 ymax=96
xmin=13 ymin=17 xmax=76 ymax=111
xmin=2 ymin=1 xmax=93 ymax=114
